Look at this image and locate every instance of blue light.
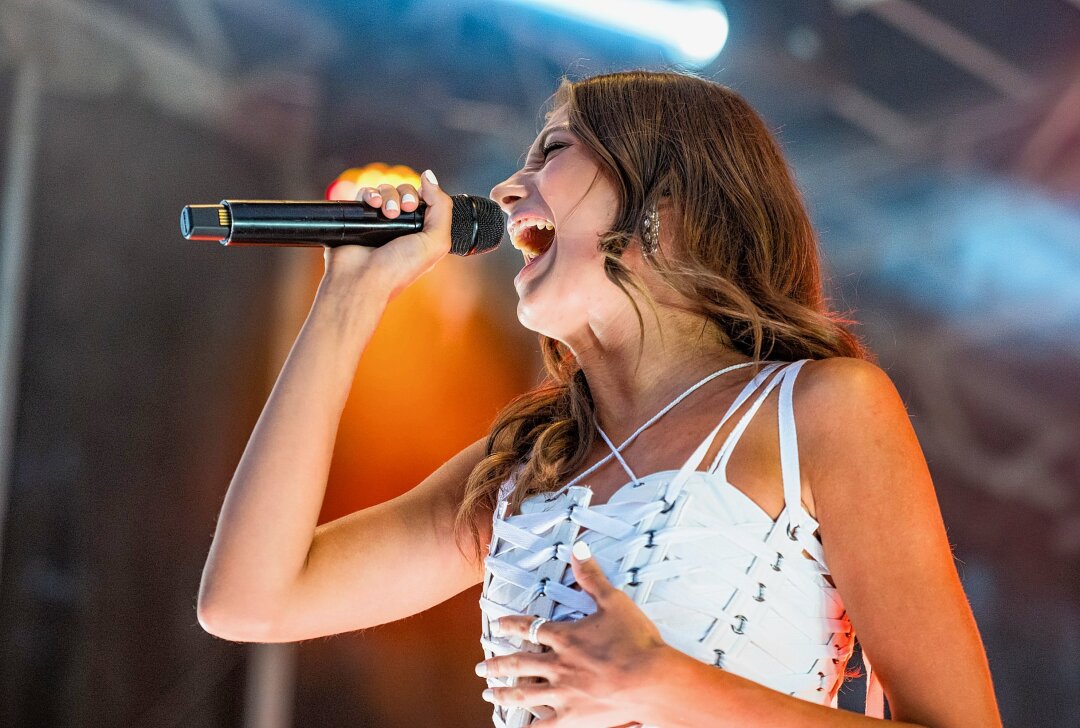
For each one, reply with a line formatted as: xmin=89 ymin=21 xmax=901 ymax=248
xmin=498 ymin=0 xmax=729 ymax=67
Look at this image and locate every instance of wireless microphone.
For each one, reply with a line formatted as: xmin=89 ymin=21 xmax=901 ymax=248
xmin=180 ymin=196 xmax=505 ymax=256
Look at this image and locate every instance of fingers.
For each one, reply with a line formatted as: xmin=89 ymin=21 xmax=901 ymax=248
xmin=482 ymin=682 xmax=564 ymax=709
xmin=491 ymin=615 xmax=568 ymax=648
xmin=476 ymin=651 xmax=560 ymax=681
xmin=350 ymin=182 xmax=421 ymax=219
xmin=397 ymin=183 xmax=419 ymax=212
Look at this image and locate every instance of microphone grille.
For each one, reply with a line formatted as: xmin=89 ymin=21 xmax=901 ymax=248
xmin=450 ymin=195 xmax=506 ymax=256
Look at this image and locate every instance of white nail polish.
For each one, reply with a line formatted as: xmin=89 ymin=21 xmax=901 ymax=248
xmin=572 ymin=540 xmax=591 ymax=561
xmin=423 ymin=169 xmax=439 ymax=185
xmin=385 ymin=199 xmax=399 ymax=211
xmin=401 ymin=193 xmax=417 ymax=204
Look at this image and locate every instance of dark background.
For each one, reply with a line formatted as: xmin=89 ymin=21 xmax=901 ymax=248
xmin=0 ymin=1 xmax=1077 ymax=726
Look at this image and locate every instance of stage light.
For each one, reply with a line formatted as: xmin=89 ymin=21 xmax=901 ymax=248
xmin=326 ymin=163 xmax=421 ymax=200
xmin=497 ymin=0 xmax=729 ymax=67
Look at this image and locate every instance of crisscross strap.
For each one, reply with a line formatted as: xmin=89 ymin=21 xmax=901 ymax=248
xmin=590 ymin=360 xmax=762 ymax=487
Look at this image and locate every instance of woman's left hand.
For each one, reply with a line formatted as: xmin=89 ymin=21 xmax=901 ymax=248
xmin=477 ymin=541 xmax=673 ymax=727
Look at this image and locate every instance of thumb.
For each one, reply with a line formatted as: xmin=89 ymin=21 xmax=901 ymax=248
xmin=418 ymin=169 xmax=452 ymax=252
xmin=570 ymin=540 xmax=616 ymax=604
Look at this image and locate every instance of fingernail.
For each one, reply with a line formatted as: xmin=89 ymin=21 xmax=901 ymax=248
xmin=401 ymin=193 xmax=417 ymax=205
xmin=572 ymin=540 xmax=591 ymax=561
xmin=490 ymin=619 xmax=502 ymax=636
xmin=481 ymin=688 xmax=494 ymax=703
xmin=423 ymin=169 xmax=439 ymax=185
xmin=385 ymin=199 xmax=399 ymax=212
xmin=369 ymin=190 xmax=381 ymax=198
xmin=474 ymin=661 xmax=487 ymax=677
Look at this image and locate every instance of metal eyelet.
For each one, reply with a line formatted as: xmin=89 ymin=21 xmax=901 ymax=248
xmin=753 ymin=582 xmax=766 ymax=602
xmin=816 ymin=671 xmax=826 ymax=691
xmin=565 ymin=503 xmax=576 ymax=522
xmin=628 ymin=567 xmax=640 ymax=587
xmin=713 ymin=649 xmax=725 ymax=667
xmin=786 ymin=523 xmax=800 ymax=540
xmin=538 ymin=577 xmax=549 ymax=597
xmin=550 ymin=542 xmax=562 ymax=561
xmin=771 ymin=552 xmax=784 ymax=571
xmin=644 ymin=529 xmax=656 ymax=548
xmin=731 ymin=614 xmax=748 ymax=634
xmin=660 ymin=497 xmax=675 ymax=514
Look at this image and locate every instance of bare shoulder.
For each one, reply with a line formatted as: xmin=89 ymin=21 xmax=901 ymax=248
xmin=793 ymin=357 xmax=908 ymax=432
xmin=790 ymin=357 xmax=917 ymax=485
xmin=795 ymin=356 xmax=900 ymax=403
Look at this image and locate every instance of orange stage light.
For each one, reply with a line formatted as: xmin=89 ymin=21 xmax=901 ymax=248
xmin=325 ymin=163 xmax=422 ymax=200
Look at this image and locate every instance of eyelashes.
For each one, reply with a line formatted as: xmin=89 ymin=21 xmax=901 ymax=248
xmin=518 ymin=141 xmax=569 ymax=170
xmin=541 ymin=142 xmax=568 ymax=159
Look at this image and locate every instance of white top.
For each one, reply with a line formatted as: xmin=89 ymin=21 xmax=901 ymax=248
xmin=479 ymin=359 xmax=884 ymax=727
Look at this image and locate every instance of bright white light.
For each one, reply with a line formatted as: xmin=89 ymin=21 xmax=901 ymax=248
xmin=499 ymin=0 xmax=729 ymax=67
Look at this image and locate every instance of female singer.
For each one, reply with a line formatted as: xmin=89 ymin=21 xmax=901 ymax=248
xmin=198 ymin=70 xmax=1001 ymax=728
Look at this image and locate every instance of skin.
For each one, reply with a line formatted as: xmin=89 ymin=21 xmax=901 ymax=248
xmin=346 ymin=109 xmax=1002 ymax=727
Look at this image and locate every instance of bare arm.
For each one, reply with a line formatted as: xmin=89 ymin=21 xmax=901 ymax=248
xmin=196 ymin=174 xmax=486 ymax=642
xmin=799 ymin=358 xmax=1001 ymax=726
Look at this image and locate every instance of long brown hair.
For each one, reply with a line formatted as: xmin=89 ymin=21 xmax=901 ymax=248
xmin=453 ymin=69 xmax=873 ymax=563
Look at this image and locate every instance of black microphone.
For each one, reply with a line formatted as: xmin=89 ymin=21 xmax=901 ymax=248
xmin=180 ymin=195 xmax=505 ymax=256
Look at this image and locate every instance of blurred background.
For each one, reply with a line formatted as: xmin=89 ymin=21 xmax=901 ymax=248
xmin=0 ymin=0 xmax=1077 ymax=726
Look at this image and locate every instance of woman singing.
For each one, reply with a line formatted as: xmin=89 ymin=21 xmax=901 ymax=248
xmin=198 ymin=70 xmax=1001 ymax=728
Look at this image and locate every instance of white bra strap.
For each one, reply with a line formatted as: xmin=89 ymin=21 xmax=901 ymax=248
xmin=778 ymin=359 xmax=811 ymax=525
xmin=567 ymin=360 xmax=759 ymax=489
xmin=666 ymin=362 xmax=786 ymax=491
xmin=709 ymin=362 xmax=789 ymax=478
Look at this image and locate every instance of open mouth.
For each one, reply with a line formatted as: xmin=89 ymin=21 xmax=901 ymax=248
xmin=510 ymin=217 xmax=556 ymax=265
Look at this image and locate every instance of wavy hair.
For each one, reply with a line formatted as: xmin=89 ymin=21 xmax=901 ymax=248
xmin=453 ymin=69 xmax=873 ymax=563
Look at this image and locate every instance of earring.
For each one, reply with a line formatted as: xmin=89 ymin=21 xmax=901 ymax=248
xmin=642 ymin=203 xmax=659 ymax=257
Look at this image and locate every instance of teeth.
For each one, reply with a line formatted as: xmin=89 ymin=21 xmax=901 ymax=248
xmin=509 ymin=217 xmax=556 ymax=242
xmin=510 ymin=215 xmax=557 ymax=260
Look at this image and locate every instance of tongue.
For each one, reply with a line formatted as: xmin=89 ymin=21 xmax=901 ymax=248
xmin=522 ymin=224 xmax=555 ymax=254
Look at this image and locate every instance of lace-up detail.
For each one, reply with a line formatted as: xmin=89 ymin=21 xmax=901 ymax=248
xmin=478 ymin=360 xmax=883 ymax=727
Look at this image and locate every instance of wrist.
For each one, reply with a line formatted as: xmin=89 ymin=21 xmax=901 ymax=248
xmin=319 ymin=264 xmax=395 ymax=303
xmin=630 ymin=646 xmax=704 ymax=728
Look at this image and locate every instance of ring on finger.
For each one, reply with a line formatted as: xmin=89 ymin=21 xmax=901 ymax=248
xmin=527 ymin=616 xmax=548 ymax=644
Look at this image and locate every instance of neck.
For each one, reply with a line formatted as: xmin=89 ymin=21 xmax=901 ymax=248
xmin=567 ymin=316 xmax=752 ymax=446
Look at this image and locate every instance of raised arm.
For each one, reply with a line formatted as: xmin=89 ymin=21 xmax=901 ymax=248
xmin=197 ymin=174 xmax=493 ymax=643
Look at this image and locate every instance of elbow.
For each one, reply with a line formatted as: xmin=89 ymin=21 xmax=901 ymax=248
xmin=196 ymin=595 xmax=279 ymax=643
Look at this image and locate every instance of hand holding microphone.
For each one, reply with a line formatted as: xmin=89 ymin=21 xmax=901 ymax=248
xmin=180 ymin=169 xmax=505 ymax=300
xmin=325 ymin=169 xmax=452 ymax=293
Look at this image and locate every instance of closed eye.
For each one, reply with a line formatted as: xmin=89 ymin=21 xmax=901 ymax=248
xmin=541 ymin=142 xmax=568 ymax=158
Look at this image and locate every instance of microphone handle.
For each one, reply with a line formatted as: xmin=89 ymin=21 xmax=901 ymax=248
xmin=224 ymin=200 xmax=424 ymax=247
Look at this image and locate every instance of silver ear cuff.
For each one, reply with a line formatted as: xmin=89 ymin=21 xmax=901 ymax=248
xmin=642 ymin=203 xmax=659 ymax=257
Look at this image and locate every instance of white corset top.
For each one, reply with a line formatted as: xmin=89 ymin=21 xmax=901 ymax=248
xmin=478 ymin=360 xmax=883 ymax=727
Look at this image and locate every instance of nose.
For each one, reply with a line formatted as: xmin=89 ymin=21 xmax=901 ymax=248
xmin=489 ymin=174 xmax=525 ymax=212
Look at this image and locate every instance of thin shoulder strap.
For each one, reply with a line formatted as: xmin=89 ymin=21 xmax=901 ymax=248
xmin=666 ymin=362 xmax=785 ymax=486
xmin=777 ymin=359 xmax=812 ymax=525
xmin=708 ymin=363 xmax=789 ymax=479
